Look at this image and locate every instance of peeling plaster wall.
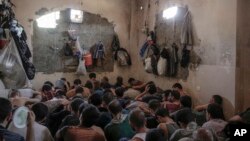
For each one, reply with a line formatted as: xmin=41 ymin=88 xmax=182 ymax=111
xmin=12 ymin=0 xmax=132 ymax=89
xmin=130 ymin=0 xmax=236 ymax=119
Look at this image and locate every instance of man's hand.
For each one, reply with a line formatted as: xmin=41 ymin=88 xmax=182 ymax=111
xmin=27 ymin=111 xmax=35 ymax=127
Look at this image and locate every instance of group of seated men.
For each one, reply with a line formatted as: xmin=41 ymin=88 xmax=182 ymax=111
xmin=0 ymin=72 xmax=249 ymax=141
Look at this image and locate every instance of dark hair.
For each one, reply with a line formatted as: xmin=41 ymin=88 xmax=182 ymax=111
xmin=73 ymin=79 xmax=82 ymax=85
xmin=115 ymin=87 xmax=125 ymax=98
xmin=31 ymin=103 xmax=48 ymax=122
xmin=44 ymin=81 xmax=54 ymax=87
xmin=88 ymin=94 xmax=102 ymax=106
xmin=180 ymin=95 xmax=192 ymax=108
xmin=79 ymin=103 xmax=89 ymax=114
xmin=61 ymin=78 xmax=66 ymax=81
xmin=89 ymin=73 xmax=96 ymax=79
xmin=212 ymin=95 xmax=223 ymax=106
xmin=129 ymin=110 xmax=145 ymax=128
xmin=148 ymin=84 xmax=157 ymax=94
xmin=155 ymin=108 xmax=169 ymax=117
xmin=101 ymin=82 xmax=111 ymax=90
xmin=172 ymin=83 xmax=183 ymax=90
xmin=93 ymin=81 xmax=101 ymax=90
xmin=116 ymin=76 xmax=123 ymax=86
xmin=148 ymin=99 xmax=161 ymax=112
xmin=54 ymin=89 xmax=66 ymax=98
xmin=8 ymin=89 xmax=20 ymax=98
xmin=207 ymin=103 xmax=225 ymax=120
xmin=75 ymin=86 xmax=84 ymax=94
xmin=42 ymin=84 xmax=52 ymax=92
xmin=102 ymin=92 xmax=114 ymax=105
xmin=145 ymin=128 xmax=165 ymax=141
xmin=108 ymin=100 xmax=122 ymax=115
xmin=85 ymin=80 xmax=93 ymax=89
xmin=0 ymin=98 xmax=12 ymax=123
xmin=164 ymin=90 xmax=172 ymax=98
xmin=172 ymin=90 xmax=180 ymax=100
xmin=128 ymin=78 xmax=135 ymax=84
xmin=71 ymin=98 xmax=84 ymax=113
xmin=80 ymin=105 xmax=100 ymax=127
xmin=176 ymin=108 xmax=194 ymax=125
xmin=102 ymin=76 xmax=109 ymax=82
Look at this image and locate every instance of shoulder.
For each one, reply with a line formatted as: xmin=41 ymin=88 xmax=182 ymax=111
xmin=2 ymin=130 xmax=25 ymax=141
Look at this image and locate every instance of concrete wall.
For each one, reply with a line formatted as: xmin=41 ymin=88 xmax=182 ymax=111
xmin=129 ymin=0 xmax=236 ymax=118
xmin=12 ymin=0 xmax=132 ymax=89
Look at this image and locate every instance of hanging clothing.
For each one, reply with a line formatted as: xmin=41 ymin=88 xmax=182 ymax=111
xmin=10 ymin=20 xmax=35 ymax=80
xmin=93 ymin=42 xmax=105 ymax=59
xmin=181 ymin=11 xmax=193 ymax=46
xmin=139 ymin=42 xmax=148 ymax=59
xmin=180 ymin=11 xmax=193 ymax=69
xmin=111 ymin=34 xmax=120 ymax=52
xmin=151 ymin=55 xmax=158 ymax=75
xmin=169 ymin=43 xmax=179 ymax=77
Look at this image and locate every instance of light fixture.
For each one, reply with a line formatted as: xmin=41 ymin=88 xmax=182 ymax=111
xmin=163 ymin=6 xmax=178 ymax=19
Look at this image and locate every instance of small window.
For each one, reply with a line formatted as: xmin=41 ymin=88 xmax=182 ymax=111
xmin=36 ymin=11 xmax=60 ymax=28
xmin=163 ymin=6 xmax=178 ymax=19
xmin=70 ymin=9 xmax=83 ymax=23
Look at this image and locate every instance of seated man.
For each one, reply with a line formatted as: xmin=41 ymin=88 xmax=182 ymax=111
xmin=59 ymin=98 xmax=84 ymax=128
xmin=135 ymin=84 xmax=161 ymax=103
xmin=170 ymin=108 xmax=197 ymax=141
xmin=8 ymin=89 xmax=41 ymax=108
xmin=145 ymin=128 xmax=165 ymax=141
xmin=0 ymin=97 xmax=34 ymax=141
xmin=129 ymin=109 xmax=148 ymax=141
xmin=156 ymin=108 xmax=179 ymax=140
xmin=202 ymin=104 xmax=227 ymax=140
xmin=56 ymin=105 xmax=105 ymax=141
xmin=162 ymin=90 xmax=180 ymax=113
xmin=230 ymin=107 xmax=250 ymax=124
xmin=105 ymin=100 xmax=135 ymax=141
xmin=66 ymin=79 xmax=91 ymax=99
xmin=172 ymin=83 xmax=187 ymax=96
xmin=128 ymin=78 xmax=146 ymax=92
xmin=9 ymin=103 xmax=54 ymax=141
xmin=195 ymin=95 xmax=223 ymax=111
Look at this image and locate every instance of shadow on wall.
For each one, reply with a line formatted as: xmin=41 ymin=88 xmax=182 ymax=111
xmin=223 ymin=97 xmax=235 ymax=120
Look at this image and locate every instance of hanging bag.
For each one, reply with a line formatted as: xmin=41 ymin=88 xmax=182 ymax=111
xmin=144 ymin=57 xmax=152 ymax=73
xmin=157 ymin=57 xmax=167 ymax=76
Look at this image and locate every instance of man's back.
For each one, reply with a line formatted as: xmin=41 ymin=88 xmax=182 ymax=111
xmin=63 ymin=126 xmax=105 ymax=141
xmin=104 ymin=115 xmax=135 ymax=141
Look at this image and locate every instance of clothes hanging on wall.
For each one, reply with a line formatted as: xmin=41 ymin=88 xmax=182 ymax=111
xmin=111 ymin=34 xmax=120 ymax=52
xmin=180 ymin=11 xmax=193 ymax=68
xmin=93 ymin=41 xmax=105 ymax=59
xmin=169 ymin=43 xmax=179 ymax=77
